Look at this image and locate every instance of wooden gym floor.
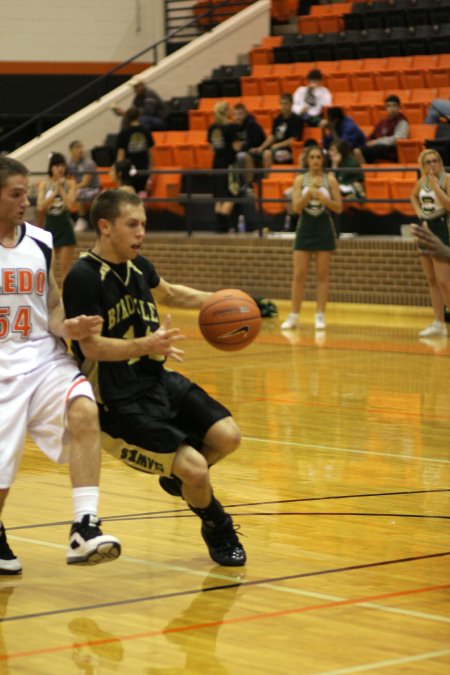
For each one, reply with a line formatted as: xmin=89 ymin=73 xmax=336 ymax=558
xmin=1 ymin=301 xmax=449 ymax=674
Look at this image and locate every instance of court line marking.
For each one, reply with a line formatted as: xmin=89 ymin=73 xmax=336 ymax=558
xmin=4 ymin=539 xmax=449 ymax=623
xmin=314 ymin=648 xmax=450 ymax=675
xmin=1 ymin=583 xmax=449 ymax=663
xmin=7 ymin=488 xmax=449 ymax=534
xmin=243 ymin=435 xmax=450 ymax=464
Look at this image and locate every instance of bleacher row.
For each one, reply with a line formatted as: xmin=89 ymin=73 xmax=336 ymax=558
xmin=145 ymin=1 xmax=449 ymax=219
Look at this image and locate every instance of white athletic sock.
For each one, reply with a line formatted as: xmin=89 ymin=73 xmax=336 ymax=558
xmin=72 ymin=487 xmax=99 ymax=522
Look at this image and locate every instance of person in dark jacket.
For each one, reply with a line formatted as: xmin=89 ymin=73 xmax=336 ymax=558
xmin=232 ymin=103 xmax=266 ymax=194
xmin=320 ymin=107 xmax=366 ymax=151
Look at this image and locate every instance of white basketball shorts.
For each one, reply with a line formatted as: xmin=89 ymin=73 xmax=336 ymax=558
xmin=0 ymin=355 xmax=95 ymax=488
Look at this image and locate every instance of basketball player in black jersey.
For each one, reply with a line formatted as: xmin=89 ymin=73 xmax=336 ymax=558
xmin=63 ymin=190 xmax=246 ymax=567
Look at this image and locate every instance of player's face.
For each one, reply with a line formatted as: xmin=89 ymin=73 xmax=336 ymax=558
xmin=307 ymin=149 xmax=323 ymax=170
xmin=105 ymin=203 xmax=147 ymax=262
xmin=423 ymin=154 xmax=441 ymax=175
xmin=0 ymin=174 xmax=30 ymax=230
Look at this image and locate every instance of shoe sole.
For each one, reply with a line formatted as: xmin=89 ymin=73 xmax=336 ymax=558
xmin=67 ymin=541 xmax=121 ymax=566
xmin=0 ymin=567 xmax=22 ymax=575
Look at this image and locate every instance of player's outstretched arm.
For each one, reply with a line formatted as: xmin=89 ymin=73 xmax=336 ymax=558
xmin=78 ymin=314 xmax=185 ymax=363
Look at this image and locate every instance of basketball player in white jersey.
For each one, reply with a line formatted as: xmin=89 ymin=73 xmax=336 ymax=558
xmin=0 ymin=156 xmax=121 ymax=574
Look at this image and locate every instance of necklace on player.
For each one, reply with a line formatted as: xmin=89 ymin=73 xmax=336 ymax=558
xmin=1 ymin=226 xmax=20 ymax=248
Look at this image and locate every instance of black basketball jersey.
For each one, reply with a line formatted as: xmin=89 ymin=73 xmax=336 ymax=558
xmin=63 ymin=251 xmax=164 ymax=406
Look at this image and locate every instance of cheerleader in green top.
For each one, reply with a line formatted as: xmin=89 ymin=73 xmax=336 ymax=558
xmin=411 ymin=149 xmax=450 ymax=338
xmin=281 ymin=145 xmax=342 ymax=331
xmin=37 ymin=152 xmax=77 ymax=283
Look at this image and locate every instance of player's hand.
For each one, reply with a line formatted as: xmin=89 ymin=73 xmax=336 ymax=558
xmin=411 ymin=222 xmax=450 ymax=261
xmin=150 ymin=314 xmax=185 ymax=362
xmin=63 ymin=315 xmax=104 ymax=340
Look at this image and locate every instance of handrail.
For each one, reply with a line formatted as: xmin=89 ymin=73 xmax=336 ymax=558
xmin=25 ymin=165 xmax=431 ymax=238
xmin=0 ymin=0 xmax=252 ymax=149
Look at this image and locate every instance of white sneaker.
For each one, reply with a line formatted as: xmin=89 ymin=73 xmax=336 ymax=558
xmin=419 ymin=321 xmax=447 ymax=338
xmin=315 ymin=312 xmax=326 ymax=330
xmin=67 ymin=515 xmax=121 ymax=566
xmin=0 ymin=523 xmax=22 ymax=575
xmin=281 ymin=313 xmax=299 ymax=330
xmin=74 ymin=217 xmax=89 ymax=233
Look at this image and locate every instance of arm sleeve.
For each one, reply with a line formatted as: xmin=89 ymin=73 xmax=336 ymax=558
xmin=292 ymin=87 xmax=305 ymax=115
xmin=63 ymin=263 xmax=104 ymax=320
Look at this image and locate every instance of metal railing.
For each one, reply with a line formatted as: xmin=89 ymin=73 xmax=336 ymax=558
xmin=25 ymin=165 xmax=430 ymax=237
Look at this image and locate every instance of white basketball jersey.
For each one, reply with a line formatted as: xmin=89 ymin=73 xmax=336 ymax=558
xmin=0 ymin=222 xmax=67 ymax=380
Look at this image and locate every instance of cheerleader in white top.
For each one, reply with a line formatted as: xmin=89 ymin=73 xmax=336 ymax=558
xmin=411 ymin=150 xmax=450 ymax=338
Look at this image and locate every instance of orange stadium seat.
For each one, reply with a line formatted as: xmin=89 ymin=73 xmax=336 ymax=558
xmin=409 ymin=124 xmax=437 ymax=142
xmin=401 ymin=70 xmax=426 ymax=90
xmin=97 ymin=167 xmax=117 ymax=190
xmin=249 ymin=47 xmax=273 ymax=66
xmin=352 ymin=71 xmax=376 ymax=92
xmin=281 ymin=75 xmax=302 ymax=94
xmin=347 ymin=105 xmax=373 ymax=127
xmin=411 ymin=55 xmax=437 ymax=68
xmin=252 ymin=64 xmax=274 ymax=77
xmin=149 ymin=167 xmax=184 ymax=216
xmin=173 ymin=144 xmax=197 ymax=169
xmin=194 ymin=144 xmax=213 ymax=169
xmin=320 ymin=15 xmax=344 ymax=33
xmin=328 ymin=72 xmax=352 ymax=92
xmin=152 ymin=144 xmax=175 ymax=166
xmin=260 ymin=77 xmax=282 ymax=96
xmin=384 ymin=56 xmax=412 ymax=71
xmin=390 ymin=177 xmax=417 ymax=216
xmin=332 ymin=91 xmax=359 ymax=107
xmin=427 ymin=69 xmax=450 ymax=88
xmin=261 ymin=179 xmax=285 ymax=215
xmin=376 ymin=71 xmax=401 ymax=91
xmin=339 ymin=59 xmax=364 ymax=72
xmin=402 ymin=102 xmax=426 ymax=124
xmin=396 ymin=139 xmax=424 ymax=164
xmin=298 ymin=16 xmax=321 ymax=35
xmin=188 ymin=109 xmax=213 ymax=130
xmin=241 ymin=77 xmax=262 ymax=97
xmin=364 ymin=177 xmax=393 ymax=216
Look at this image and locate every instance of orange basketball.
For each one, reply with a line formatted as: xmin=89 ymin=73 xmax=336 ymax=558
xmin=198 ymin=289 xmax=262 ymax=351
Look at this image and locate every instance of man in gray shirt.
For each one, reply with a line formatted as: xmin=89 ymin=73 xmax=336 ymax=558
xmin=67 ymin=140 xmax=101 ymax=232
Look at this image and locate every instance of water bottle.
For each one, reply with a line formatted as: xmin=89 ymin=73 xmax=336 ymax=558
xmin=237 ymin=214 xmax=246 ymax=233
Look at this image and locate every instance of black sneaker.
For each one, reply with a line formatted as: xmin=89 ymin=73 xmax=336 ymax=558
xmin=67 ymin=515 xmax=121 ymax=565
xmin=0 ymin=524 xmax=22 ymax=575
xmin=159 ymin=475 xmax=183 ymax=498
xmin=201 ymin=515 xmax=246 ymax=567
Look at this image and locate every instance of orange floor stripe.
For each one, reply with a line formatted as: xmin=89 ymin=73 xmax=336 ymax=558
xmin=2 ymin=582 xmax=449 ymax=662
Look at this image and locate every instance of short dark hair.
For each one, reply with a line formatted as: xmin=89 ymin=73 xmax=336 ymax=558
xmin=307 ymin=69 xmax=323 ymax=82
xmin=327 ymin=107 xmax=344 ymax=123
xmin=385 ymin=94 xmax=401 ymax=105
xmin=48 ymin=152 xmax=67 ymax=175
xmin=69 ymin=140 xmax=82 ymax=150
xmin=233 ymin=103 xmax=247 ymax=112
xmin=0 ymin=156 xmax=29 ymax=190
xmin=123 ymin=106 xmax=140 ymax=126
xmin=90 ymin=189 xmax=143 ymax=234
xmin=280 ymin=92 xmax=293 ymax=104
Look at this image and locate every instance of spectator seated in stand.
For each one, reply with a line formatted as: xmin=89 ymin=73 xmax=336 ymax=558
xmin=232 ymin=103 xmax=266 ymax=195
xmin=425 ymin=97 xmax=450 ymax=125
xmin=253 ymin=93 xmax=303 ymax=173
xmin=67 ymin=140 xmax=101 ymax=232
xmin=112 ymin=79 xmax=168 ymax=131
xmin=328 ymin=140 xmax=365 ymax=201
xmin=320 ymin=107 xmax=366 ymax=151
xmin=354 ymin=95 xmax=409 ymax=164
xmin=291 ymin=69 xmax=332 ymax=127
